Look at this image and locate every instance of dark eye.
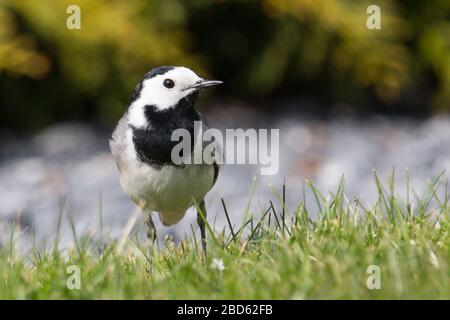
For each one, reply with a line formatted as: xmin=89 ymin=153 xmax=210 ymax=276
xmin=163 ymin=79 xmax=175 ymax=89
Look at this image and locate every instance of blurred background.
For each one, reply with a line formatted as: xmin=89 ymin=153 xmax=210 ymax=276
xmin=0 ymin=0 xmax=449 ymax=244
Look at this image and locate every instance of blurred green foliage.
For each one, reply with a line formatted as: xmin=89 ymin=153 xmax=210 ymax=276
xmin=0 ymin=0 xmax=449 ymax=130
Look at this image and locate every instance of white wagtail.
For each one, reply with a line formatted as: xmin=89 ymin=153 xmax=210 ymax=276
xmin=110 ymin=66 xmax=222 ymax=252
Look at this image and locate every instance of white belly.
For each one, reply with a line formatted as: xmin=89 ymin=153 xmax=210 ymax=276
xmin=120 ymin=161 xmax=213 ymax=221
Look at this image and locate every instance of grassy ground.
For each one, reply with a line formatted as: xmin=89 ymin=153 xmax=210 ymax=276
xmin=0 ymin=173 xmax=449 ymax=299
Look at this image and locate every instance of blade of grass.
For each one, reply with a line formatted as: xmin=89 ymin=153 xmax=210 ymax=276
xmin=221 ymin=198 xmax=237 ymax=243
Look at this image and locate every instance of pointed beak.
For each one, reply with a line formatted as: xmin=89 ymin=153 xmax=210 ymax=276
xmin=186 ymin=79 xmax=223 ymax=91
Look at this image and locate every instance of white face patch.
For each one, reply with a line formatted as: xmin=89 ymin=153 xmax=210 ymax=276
xmin=128 ymin=67 xmax=202 ymax=128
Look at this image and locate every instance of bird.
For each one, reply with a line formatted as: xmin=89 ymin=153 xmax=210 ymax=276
xmin=109 ymin=66 xmax=222 ymax=254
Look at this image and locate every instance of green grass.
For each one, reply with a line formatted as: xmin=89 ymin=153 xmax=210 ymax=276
xmin=1 ymin=172 xmax=449 ymax=299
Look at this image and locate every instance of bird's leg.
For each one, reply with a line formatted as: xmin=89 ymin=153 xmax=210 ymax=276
xmin=138 ymin=199 xmax=157 ymax=243
xmin=145 ymin=212 xmax=157 ymax=243
xmin=144 ymin=211 xmax=157 ymax=275
xmin=197 ymin=199 xmax=208 ymax=260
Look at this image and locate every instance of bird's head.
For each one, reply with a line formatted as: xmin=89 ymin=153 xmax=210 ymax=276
xmin=128 ymin=66 xmax=222 ymax=127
